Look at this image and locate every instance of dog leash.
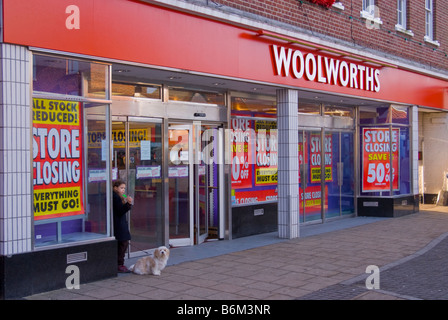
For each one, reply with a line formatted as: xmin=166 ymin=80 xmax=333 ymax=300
xmin=128 ymin=241 xmax=155 ymax=256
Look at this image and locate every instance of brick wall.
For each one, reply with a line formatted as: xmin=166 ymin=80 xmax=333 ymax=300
xmin=208 ymin=0 xmax=448 ymax=73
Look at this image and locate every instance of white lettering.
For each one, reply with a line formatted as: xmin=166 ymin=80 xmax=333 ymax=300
xmin=317 ymin=55 xmax=327 ymax=83
xmin=324 ymin=57 xmax=340 ymax=85
xmin=339 ymin=61 xmax=349 ymax=87
xmin=305 ymin=53 xmax=316 ymax=81
xmin=272 ymin=45 xmax=292 ymax=76
xmin=292 ymin=50 xmax=304 ymax=79
xmin=271 ymin=45 xmax=381 ymax=92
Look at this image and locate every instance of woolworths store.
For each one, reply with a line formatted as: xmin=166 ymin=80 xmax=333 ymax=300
xmin=1 ymin=0 xmax=447 ymax=298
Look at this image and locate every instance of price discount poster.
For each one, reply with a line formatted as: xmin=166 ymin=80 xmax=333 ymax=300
xmin=362 ymin=127 xmax=399 ymax=192
xmin=230 ymin=118 xmax=278 ymax=205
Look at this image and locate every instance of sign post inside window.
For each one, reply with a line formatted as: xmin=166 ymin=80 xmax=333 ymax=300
xmin=362 ymin=127 xmax=399 ymax=192
xmin=32 ymin=98 xmax=84 ymax=220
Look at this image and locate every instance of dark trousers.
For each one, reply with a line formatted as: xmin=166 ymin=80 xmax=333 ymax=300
xmin=117 ymin=240 xmax=129 ymax=266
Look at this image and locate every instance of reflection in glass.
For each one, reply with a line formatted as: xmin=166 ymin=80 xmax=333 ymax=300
xmin=33 ymin=53 xmax=108 ymax=99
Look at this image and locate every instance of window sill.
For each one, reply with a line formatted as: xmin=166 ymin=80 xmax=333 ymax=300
xmin=395 ymin=25 xmax=414 ymax=37
xmin=424 ymin=36 xmax=440 ymax=47
xmin=360 ymin=10 xmax=383 ymax=28
xmin=332 ymin=2 xmax=344 ymax=10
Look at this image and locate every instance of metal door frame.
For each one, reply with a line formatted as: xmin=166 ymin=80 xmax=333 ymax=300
xmin=168 ymin=123 xmax=194 ymax=247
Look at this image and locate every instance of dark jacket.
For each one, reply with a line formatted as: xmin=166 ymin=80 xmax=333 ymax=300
xmin=113 ymin=191 xmax=132 ymax=241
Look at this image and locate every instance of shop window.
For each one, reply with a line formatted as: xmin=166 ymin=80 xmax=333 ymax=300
xmin=231 ymin=96 xmax=276 ymax=117
xmin=299 ymin=101 xmax=320 ymax=115
xmin=112 ymin=82 xmax=161 ymax=99
xmin=360 ymin=105 xmax=409 ymax=125
xmin=230 ymin=95 xmax=277 ymax=206
xmin=324 ymin=105 xmax=354 ymax=118
xmin=169 ymin=87 xmax=225 ymax=105
xmin=32 ymin=53 xmax=111 ymax=247
xmin=359 ymin=105 xmax=411 ymax=196
xmin=33 ymin=100 xmax=111 ymax=247
xmin=33 ymin=54 xmax=108 ymax=99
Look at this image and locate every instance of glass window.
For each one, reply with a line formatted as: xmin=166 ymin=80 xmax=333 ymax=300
xmin=169 ymin=88 xmax=225 ymax=105
xmin=359 ymin=105 xmax=411 ymax=196
xmin=299 ymin=101 xmax=320 ymax=115
xmin=359 ymin=105 xmax=408 ymax=125
xmin=394 ymin=126 xmax=411 ymax=195
xmin=324 ymin=105 xmax=354 ymax=118
xmin=362 ymin=0 xmax=376 ymax=16
xmin=390 ymin=105 xmax=409 ymax=124
xmin=360 ymin=125 xmax=410 ymax=196
xmin=33 ymin=100 xmax=111 ymax=247
xmin=425 ymin=0 xmax=433 ymax=40
xmin=231 ymin=96 xmax=276 ymax=117
xmin=230 ymin=95 xmax=277 ymax=207
xmin=33 ymin=54 xmax=108 ymax=99
xmin=397 ymin=0 xmax=407 ymax=29
xmin=112 ymin=82 xmax=161 ymax=99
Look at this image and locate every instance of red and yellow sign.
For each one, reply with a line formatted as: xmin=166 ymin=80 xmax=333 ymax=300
xmin=254 ymin=120 xmax=277 ymax=186
xmin=309 ymin=133 xmax=333 ymax=183
xmin=230 ymin=118 xmax=254 ymax=189
xmin=33 ymin=98 xmax=84 ymax=220
xmin=362 ymin=127 xmax=399 ymax=192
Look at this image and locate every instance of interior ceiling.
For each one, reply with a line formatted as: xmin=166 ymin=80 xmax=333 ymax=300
xmin=111 ymin=63 xmax=386 ymax=107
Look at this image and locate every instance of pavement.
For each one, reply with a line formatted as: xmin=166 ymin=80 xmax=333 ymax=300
xmin=25 ymin=204 xmax=448 ymax=301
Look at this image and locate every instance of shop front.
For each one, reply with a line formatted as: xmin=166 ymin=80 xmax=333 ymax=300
xmin=1 ymin=0 xmax=447 ymax=298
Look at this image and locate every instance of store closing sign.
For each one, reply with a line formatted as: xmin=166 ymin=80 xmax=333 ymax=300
xmin=33 ymin=98 xmax=84 ymax=220
xmin=362 ymin=127 xmax=399 ymax=192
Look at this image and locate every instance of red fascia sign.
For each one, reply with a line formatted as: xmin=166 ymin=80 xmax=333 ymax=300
xmin=2 ymin=0 xmax=447 ymax=109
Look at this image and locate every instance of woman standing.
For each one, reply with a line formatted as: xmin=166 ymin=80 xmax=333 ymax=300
xmin=112 ymin=179 xmax=133 ymax=273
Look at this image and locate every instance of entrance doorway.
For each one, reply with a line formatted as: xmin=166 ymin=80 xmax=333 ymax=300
xmin=112 ymin=116 xmax=164 ymax=256
xmin=111 ymin=116 xmax=224 ymax=254
xmin=168 ymin=122 xmax=224 ymax=246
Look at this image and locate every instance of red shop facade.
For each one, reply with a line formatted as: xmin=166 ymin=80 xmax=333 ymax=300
xmin=1 ymin=0 xmax=447 ymax=298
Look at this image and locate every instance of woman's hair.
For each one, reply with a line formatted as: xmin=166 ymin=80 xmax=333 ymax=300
xmin=113 ymin=179 xmax=126 ymax=189
xmin=113 ymin=179 xmax=127 ymax=203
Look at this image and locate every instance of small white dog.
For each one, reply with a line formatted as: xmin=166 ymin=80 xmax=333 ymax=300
xmin=129 ymin=246 xmax=170 ymax=276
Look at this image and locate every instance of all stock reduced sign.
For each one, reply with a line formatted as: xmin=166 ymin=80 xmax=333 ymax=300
xmin=32 ymin=98 xmax=84 ymax=221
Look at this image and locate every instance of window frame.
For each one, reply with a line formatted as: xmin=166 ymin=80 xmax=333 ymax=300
xmin=396 ymin=0 xmax=406 ymax=29
xmin=32 ymin=52 xmax=113 ymax=249
xmin=395 ymin=0 xmax=414 ymax=36
xmin=424 ymin=0 xmax=440 ymax=46
xmin=360 ymin=0 xmax=383 ymax=27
